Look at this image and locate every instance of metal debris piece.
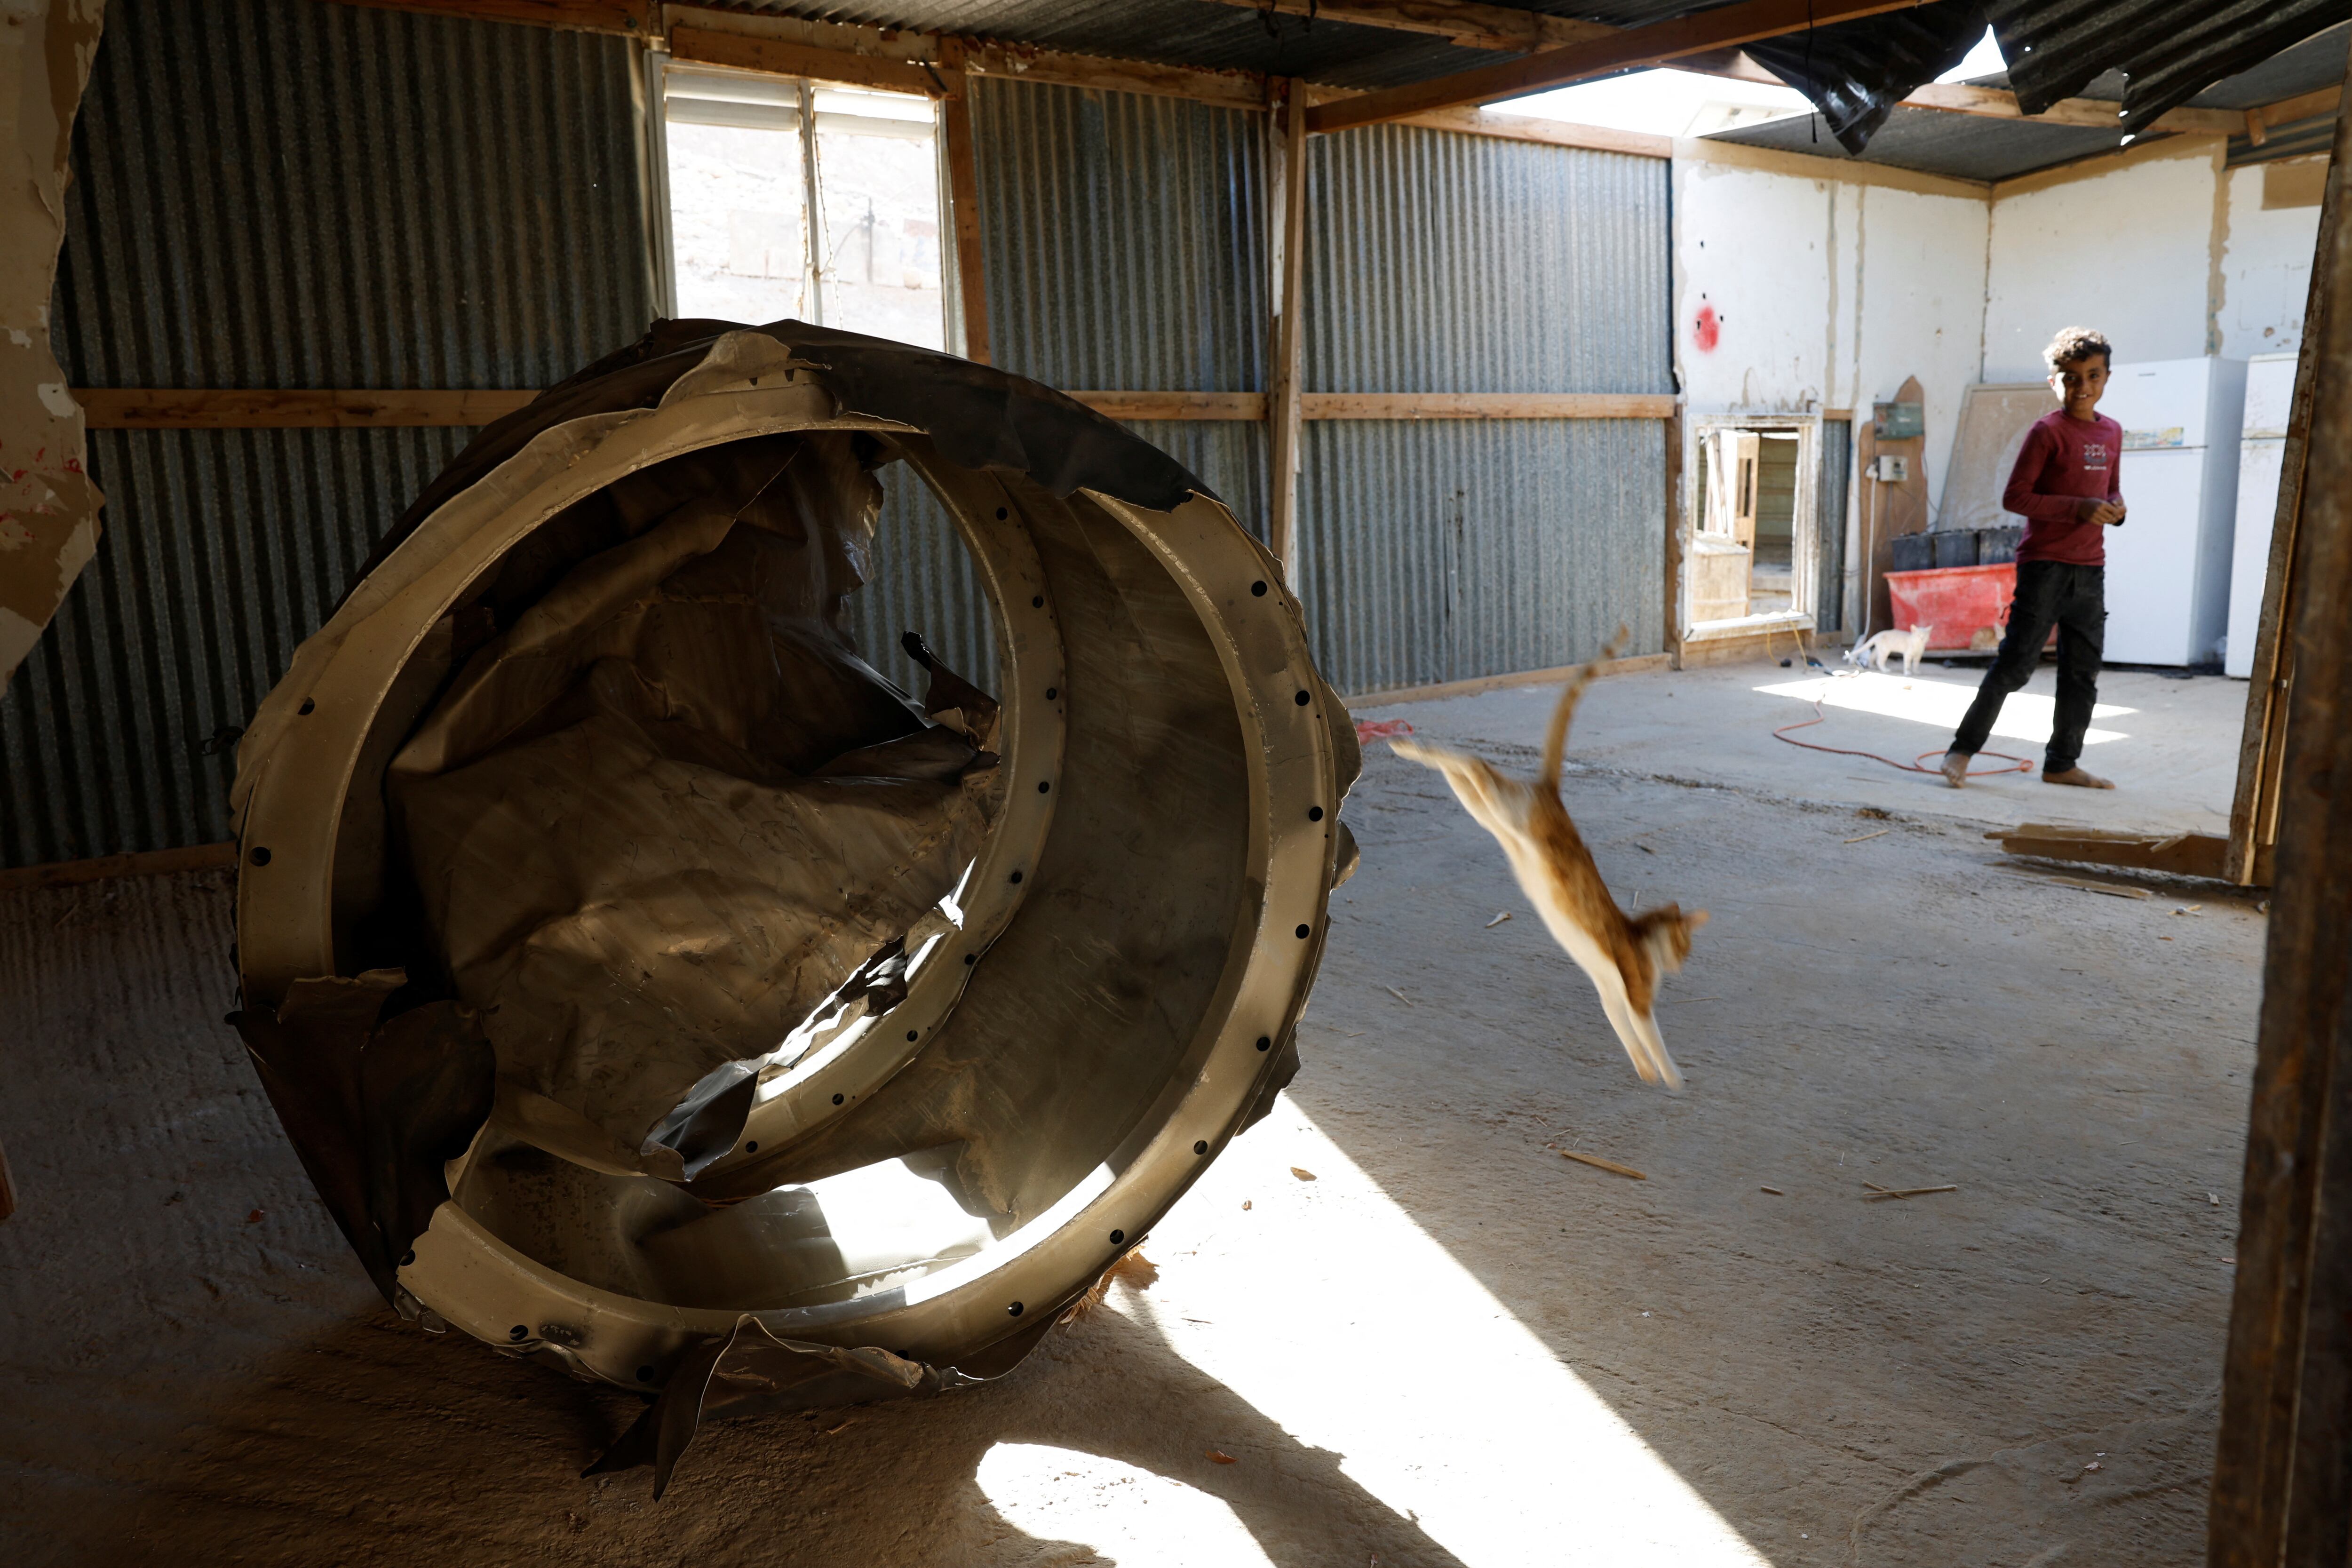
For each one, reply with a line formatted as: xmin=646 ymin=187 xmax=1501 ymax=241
xmin=227 ymin=322 xmax=1359 ymax=1495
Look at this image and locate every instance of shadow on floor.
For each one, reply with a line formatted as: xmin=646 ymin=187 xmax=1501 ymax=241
xmin=53 ymin=1294 xmax=1466 ymax=1568
xmin=1287 ymin=741 xmax=2256 ymax=1564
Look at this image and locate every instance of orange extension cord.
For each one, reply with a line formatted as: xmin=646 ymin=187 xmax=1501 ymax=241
xmin=1760 ymin=623 xmax=2034 ymax=778
xmin=1772 ymin=701 xmax=2034 ymax=778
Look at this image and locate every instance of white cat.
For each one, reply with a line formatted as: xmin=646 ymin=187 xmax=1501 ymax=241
xmin=1849 ymin=624 xmax=1932 ymax=676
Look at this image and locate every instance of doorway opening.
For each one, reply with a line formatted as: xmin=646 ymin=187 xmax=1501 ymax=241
xmin=1685 ymin=414 xmax=1824 ymax=643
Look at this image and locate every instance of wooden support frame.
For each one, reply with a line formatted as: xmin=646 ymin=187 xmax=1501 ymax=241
xmin=79 ymin=389 xmax=540 ymax=428
xmin=2209 ymin=61 xmax=2352 ymax=1566
xmin=938 ymin=45 xmax=991 ymax=366
xmin=667 ymin=24 xmax=948 ymax=96
xmin=1302 ymin=391 xmax=1675 ymax=419
xmin=2226 ymin=134 xmax=2336 ymax=887
xmin=1305 ymin=0 xmax=1924 ymax=135
xmin=1267 ymin=78 xmax=1310 ymax=581
xmin=0 ymin=841 xmax=237 ymax=893
xmin=78 ymin=389 xmax=1680 ymax=429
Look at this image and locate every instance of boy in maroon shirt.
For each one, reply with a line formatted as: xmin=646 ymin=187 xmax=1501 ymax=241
xmin=1941 ymin=326 xmax=2126 ymax=790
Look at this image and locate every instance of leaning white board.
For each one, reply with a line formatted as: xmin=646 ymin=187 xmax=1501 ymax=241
xmin=2225 ymin=352 xmax=2298 ymax=678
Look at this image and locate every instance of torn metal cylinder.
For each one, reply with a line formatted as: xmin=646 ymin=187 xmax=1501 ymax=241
xmin=226 ymin=321 xmax=1359 ymax=1484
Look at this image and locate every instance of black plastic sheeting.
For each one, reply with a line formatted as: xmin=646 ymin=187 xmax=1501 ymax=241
xmin=1745 ymin=0 xmax=2350 ymax=157
xmin=1743 ymin=3 xmax=1987 ymax=157
xmin=1991 ymin=0 xmax=2352 ymax=137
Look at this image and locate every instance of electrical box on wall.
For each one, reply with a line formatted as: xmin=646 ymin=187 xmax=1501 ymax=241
xmin=1872 ymin=401 xmax=1925 ymax=440
xmin=1871 ymin=454 xmax=1911 ymax=483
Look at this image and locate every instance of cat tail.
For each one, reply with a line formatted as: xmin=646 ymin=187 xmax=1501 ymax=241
xmin=1539 ymin=623 xmax=1631 ymax=795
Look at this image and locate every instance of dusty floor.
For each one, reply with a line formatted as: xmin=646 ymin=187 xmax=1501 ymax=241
xmin=0 ymin=657 xmax=2264 ymax=1566
xmin=1366 ymin=660 xmax=2249 ymax=839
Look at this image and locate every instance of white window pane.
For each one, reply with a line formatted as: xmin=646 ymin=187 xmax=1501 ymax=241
xmin=811 ymin=89 xmax=946 ymax=350
xmin=666 ymin=119 xmax=807 ymax=325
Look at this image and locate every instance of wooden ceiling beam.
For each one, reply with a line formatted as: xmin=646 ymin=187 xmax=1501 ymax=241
xmin=1901 ymin=82 xmax=2241 ymax=136
xmin=2246 ymin=84 xmax=2343 ymax=147
xmin=1191 ymin=0 xmax=1610 ymax=55
xmin=668 ymin=26 xmax=950 ymax=96
xmin=1306 ymin=0 xmax=1937 ymax=135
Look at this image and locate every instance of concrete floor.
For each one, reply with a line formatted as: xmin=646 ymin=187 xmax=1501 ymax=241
xmin=0 ymin=654 xmax=2264 ymax=1566
xmin=1361 ymin=659 xmax=2249 ymax=839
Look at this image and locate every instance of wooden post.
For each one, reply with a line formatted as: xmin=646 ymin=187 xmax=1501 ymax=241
xmin=1662 ymin=410 xmax=1684 ymax=665
xmin=940 ymin=46 xmax=990 ymax=366
xmin=2208 ymin=57 xmax=2352 ymax=1568
xmin=1266 ymin=76 xmax=1309 ymax=580
xmin=2225 ymin=126 xmax=2340 ymax=886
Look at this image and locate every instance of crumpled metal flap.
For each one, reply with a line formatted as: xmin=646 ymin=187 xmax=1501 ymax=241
xmin=585 ymin=1315 xmax=961 ymax=1500
xmin=233 ymin=975 xmax=496 ymax=1300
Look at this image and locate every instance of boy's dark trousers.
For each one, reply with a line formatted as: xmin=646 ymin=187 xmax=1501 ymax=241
xmin=1950 ymin=560 xmax=2105 ymax=773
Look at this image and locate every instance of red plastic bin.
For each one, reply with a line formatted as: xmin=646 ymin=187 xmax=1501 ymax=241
xmin=1887 ymin=563 xmax=2024 ymax=653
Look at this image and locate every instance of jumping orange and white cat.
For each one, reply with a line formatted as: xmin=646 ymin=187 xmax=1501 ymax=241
xmin=1391 ymin=632 xmax=1708 ymax=1090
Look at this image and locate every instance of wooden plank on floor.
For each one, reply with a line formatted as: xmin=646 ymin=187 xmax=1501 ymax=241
xmin=1986 ymin=823 xmax=2231 ymax=882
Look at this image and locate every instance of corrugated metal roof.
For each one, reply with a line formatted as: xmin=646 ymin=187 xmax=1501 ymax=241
xmin=1709 ymin=102 xmax=2125 ymax=183
xmin=2183 ymin=20 xmax=2350 ymax=108
xmin=1990 ymin=0 xmax=2350 ymax=135
xmin=695 ymin=1 xmax=1709 ymax=90
xmin=3 ymin=0 xmax=655 ymax=868
xmin=1713 ymin=16 xmax=2348 ymax=183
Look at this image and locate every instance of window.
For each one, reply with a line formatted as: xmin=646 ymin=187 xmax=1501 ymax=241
xmin=660 ymin=64 xmax=947 ymax=350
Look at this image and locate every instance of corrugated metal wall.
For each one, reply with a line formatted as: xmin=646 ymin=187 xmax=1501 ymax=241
xmin=1820 ymin=417 xmax=1852 ymax=634
xmin=848 ymin=76 xmax=1276 ymax=703
xmin=7 ymin=37 xmax=1678 ymax=868
xmin=3 ymin=0 xmax=654 ymax=869
xmin=848 ymin=466 xmax=997 ymax=696
xmin=1296 ymin=125 xmax=1673 ymax=692
xmin=969 ymin=78 xmax=1270 ymax=535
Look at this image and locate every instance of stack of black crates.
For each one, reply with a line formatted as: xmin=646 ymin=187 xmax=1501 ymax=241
xmin=1890 ymin=526 xmax=2024 ymax=573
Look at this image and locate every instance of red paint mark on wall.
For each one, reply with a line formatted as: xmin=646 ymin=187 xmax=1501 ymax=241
xmin=1692 ymin=302 xmax=1720 ymax=353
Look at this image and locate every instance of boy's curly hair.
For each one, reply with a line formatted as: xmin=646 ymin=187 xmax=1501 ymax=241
xmin=2044 ymin=326 xmax=2113 ymax=371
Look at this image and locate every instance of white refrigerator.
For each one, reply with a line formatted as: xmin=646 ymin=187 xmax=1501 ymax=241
xmin=2097 ymin=357 xmax=2247 ymax=667
xmin=2225 ymin=352 xmax=2297 ymax=678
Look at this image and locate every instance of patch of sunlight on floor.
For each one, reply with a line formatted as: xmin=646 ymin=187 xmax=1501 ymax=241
xmin=978 ymin=1444 xmax=1275 ymax=1566
xmin=1754 ymin=670 xmax=2135 ymax=746
xmin=1118 ymin=1102 xmax=1776 ymax=1567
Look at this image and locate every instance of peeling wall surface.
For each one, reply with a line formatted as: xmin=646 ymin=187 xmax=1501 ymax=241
xmin=2218 ymin=160 xmax=2325 ymax=360
xmin=1672 ymin=157 xmax=1990 ymax=517
xmin=1674 ymin=129 xmax=2330 ymax=633
xmin=1982 ymin=143 xmax=2228 ymax=381
xmin=0 ymin=0 xmax=103 ymax=691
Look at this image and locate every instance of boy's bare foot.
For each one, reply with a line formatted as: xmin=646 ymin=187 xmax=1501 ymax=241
xmin=2042 ymin=766 xmax=2114 ymax=789
xmin=1940 ymin=750 xmax=1971 ymax=789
